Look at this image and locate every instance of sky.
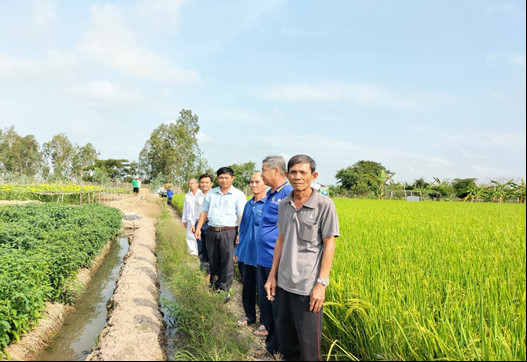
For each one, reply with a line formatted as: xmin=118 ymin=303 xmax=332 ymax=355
xmin=1 ymin=0 xmax=525 ymax=186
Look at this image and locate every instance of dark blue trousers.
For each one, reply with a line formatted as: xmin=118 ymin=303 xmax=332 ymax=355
xmin=238 ymin=262 xmax=258 ymax=323
xmin=257 ymin=265 xmax=279 ymax=354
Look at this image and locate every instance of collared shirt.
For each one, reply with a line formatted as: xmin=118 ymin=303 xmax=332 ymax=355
xmin=192 ymin=190 xmax=206 ymax=224
xmin=200 ymin=186 xmax=246 ymax=227
xmin=277 ymin=188 xmax=339 ymax=296
xmin=182 ymin=190 xmax=200 ymax=223
xmin=256 ymin=180 xmax=293 ymax=268
xmin=234 ymin=196 xmax=267 ymax=267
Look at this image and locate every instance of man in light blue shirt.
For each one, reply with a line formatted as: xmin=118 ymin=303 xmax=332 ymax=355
xmin=195 ymin=167 xmax=246 ymax=293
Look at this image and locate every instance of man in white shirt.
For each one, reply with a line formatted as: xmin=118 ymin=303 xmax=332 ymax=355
xmin=182 ymin=178 xmax=200 ymax=256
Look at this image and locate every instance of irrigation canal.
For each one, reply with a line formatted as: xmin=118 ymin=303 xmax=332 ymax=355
xmin=37 ymin=237 xmax=129 ymax=361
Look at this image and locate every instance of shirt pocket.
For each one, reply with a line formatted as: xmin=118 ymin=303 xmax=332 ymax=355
xmin=299 ymin=219 xmax=318 ymax=243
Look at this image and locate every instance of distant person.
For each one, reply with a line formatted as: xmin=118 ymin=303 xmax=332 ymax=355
xmin=255 ymin=156 xmax=293 ymax=355
xmin=166 ymin=187 xmax=174 ymax=206
xmin=233 ymin=172 xmax=267 ymax=330
xmin=265 ymin=154 xmax=339 ymax=361
xmin=195 ymin=167 xmax=246 ymax=295
xmin=182 ymin=178 xmax=200 ymax=256
xmin=138 ymin=177 xmax=142 ymax=191
xmin=191 ymin=173 xmax=214 ymax=271
xmin=132 ymin=177 xmax=139 ymax=196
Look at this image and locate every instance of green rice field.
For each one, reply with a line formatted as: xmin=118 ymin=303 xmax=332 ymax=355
xmin=171 ymin=194 xmax=525 ymax=360
xmin=325 ymin=199 xmax=526 ymax=361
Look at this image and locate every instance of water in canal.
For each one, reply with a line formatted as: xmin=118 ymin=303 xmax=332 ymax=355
xmin=37 ymin=237 xmax=129 ymax=361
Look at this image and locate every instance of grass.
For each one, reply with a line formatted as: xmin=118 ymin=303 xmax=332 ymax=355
xmin=156 ymin=205 xmax=252 ymax=361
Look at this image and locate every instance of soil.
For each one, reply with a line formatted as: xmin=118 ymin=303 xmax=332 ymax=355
xmin=2 ymin=195 xmax=275 ymax=361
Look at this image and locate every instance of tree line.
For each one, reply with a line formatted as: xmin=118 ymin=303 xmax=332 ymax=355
xmin=1 ymin=109 xmax=525 ymax=202
xmin=333 ymin=160 xmax=526 ymax=203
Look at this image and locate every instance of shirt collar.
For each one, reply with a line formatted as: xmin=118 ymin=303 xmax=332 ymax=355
xmin=268 ymin=180 xmax=290 ymax=196
xmin=288 ymin=187 xmax=319 ymax=209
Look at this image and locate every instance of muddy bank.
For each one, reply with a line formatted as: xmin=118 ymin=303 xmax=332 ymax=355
xmin=86 ymin=195 xmax=165 ymax=361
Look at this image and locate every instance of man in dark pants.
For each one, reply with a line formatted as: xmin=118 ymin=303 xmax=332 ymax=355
xmin=195 ymin=167 xmax=246 ymax=294
xmin=256 ymin=155 xmax=293 ymax=355
xmin=233 ymin=172 xmax=267 ymax=329
xmin=265 ymin=154 xmax=339 ymax=361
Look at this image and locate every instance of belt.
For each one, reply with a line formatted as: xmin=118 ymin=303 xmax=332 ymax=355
xmin=211 ymin=226 xmax=237 ymax=232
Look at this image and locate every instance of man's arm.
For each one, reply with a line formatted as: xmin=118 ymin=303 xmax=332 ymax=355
xmin=194 ymin=211 xmax=208 ymax=240
xmin=309 ymin=235 xmax=336 ymax=313
xmin=264 ymin=232 xmax=285 ymax=301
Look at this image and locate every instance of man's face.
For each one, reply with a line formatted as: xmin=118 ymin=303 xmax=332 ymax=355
xmin=188 ymin=179 xmax=198 ymax=191
xmin=199 ymin=177 xmax=213 ymax=193
xmin=260 ymin=162 xmax=274 ymax=187
xmin=218 ymin=173 xmax=234 ymax=189
xmin=286 ymin=162 xmax=317 ymax=192
xmin=249 ymin=173 xmax=266 ymax=196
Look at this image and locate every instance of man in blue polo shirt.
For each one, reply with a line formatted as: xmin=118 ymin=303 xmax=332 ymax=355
xmin=255 ymin=155 xmax=293 ymax=356
xmin=195 ymin=167 xmax=246 ymax=293
xmin=234 ymin=171 xmax=267 ymax=329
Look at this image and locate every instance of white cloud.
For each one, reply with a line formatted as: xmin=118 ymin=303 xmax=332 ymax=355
xmin=65 ymin=80 xmax=143 ymax=105
xmin=77 ymin=4 xmax=199 ymax=84
xmin=0 ymin=51 xmax=74 ymax=81
xmin=510 ymin=54 xmax=526 ymax=67
xmin=261 ymin=82 xmax=450 ymax=109
xmin=31 ymin=0 xmax=57 ymax=27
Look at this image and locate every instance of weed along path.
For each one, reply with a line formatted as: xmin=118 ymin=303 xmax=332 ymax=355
xmin=86 ymin=195 xmax=165 ymax=361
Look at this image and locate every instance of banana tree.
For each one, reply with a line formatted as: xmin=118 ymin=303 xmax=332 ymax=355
xmin=463 ymin=184 xmax=484 ymax=202
xmin=368 ymin=170 xmax=395 ymax=199
xmin=489 ymin=179 xmax=515 ymax=203
xmin=512 ymin=179 xmax=526 ymax=203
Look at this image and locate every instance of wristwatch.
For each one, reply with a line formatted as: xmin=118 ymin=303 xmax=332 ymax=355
xmin=317 ymin=278 xmax=329 ymax=287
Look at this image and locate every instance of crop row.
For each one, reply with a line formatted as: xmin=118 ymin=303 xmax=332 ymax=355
xmin=0 ymin=203 xmax=122 ymax=353
xmin=0 ymin=183 xmax=131 ymax=204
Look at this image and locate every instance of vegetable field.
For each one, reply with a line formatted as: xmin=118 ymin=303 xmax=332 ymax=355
xmin=0 ymin=203 xmax=122 ymax=353
xmin=0 ymin=184 xmax=131 ymax=204
xmin=325 ymin=199 xmax=526 ymax=361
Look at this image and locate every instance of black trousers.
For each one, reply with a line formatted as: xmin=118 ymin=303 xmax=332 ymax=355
xmin=277 ymin=286 xmax=323 ymax=361
xmin=257 ymin=265 xmax=279 ymax=354
xmin=238 ymin=262 xmax=258 ymax=323
xmin=205 ymin=228 xmax=236 ymax=291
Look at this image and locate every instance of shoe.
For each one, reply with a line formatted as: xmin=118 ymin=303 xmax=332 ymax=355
xmin=236 ymin=316 xmax=256 ymax=327
xmin=253 ymin=324 xmax=268 ymax=337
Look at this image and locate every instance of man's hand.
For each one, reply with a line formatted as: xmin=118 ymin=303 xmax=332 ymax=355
xmin=191 ymin=225 xmax=195 ymax=233
xmin=182 ymin=222 xmax=187 ymax=229
xmin=233 ymin=255 xmax=238 ymax=262
xmin=264 ymin=275 xmax=277 ymax=302
xmin=195 ymin=229 xmax=201 ymax=240
xmin=309 ymin=283 xmax=326 ymax=313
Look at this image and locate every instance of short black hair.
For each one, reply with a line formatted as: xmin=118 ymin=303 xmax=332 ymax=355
xmin=199 ymin=173 xmax=214 ymax=183
xmin=287 ymin=154 xmax=316 ymax=172
xmin=216 ymin=167 xmax=234 ymax=177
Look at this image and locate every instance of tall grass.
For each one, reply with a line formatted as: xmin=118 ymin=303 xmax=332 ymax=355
xmin=324 ymin=199 xmax=526 ymax=361
xmin=156 ymin=206 xmax=252 ymax=361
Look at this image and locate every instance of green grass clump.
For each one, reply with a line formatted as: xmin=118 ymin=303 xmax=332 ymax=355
xmin=156 ymin=206 xmax=251 ymax=361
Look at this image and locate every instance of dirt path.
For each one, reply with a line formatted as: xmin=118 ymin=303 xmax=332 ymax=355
xmin=86 ymin=195 xmax=165 ymax=361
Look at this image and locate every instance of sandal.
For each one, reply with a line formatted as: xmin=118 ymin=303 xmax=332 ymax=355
xmin=253 ymin=324 xmax=268 ymax=337
xmin=236 ymin=316 xmax=249 ymax=327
